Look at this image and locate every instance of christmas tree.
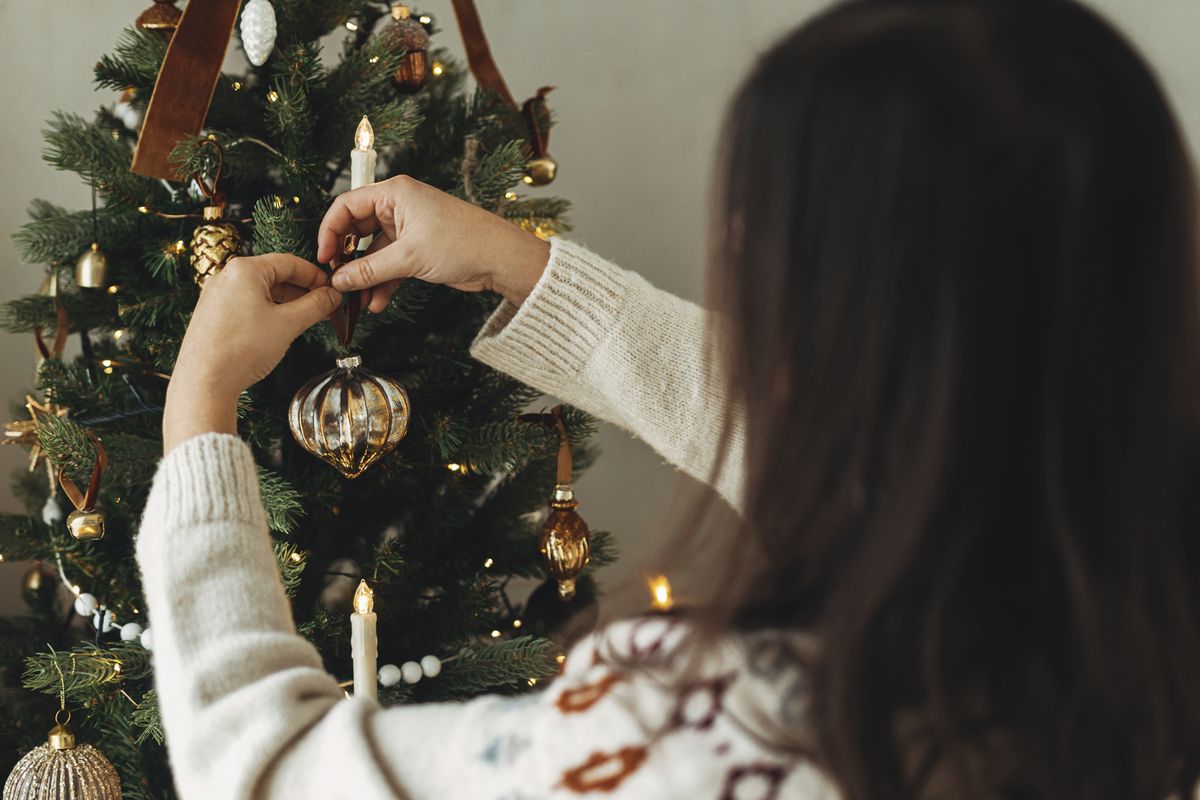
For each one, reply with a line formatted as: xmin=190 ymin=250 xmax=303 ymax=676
xmin=0 ymin=2 xmax=611 ymax=796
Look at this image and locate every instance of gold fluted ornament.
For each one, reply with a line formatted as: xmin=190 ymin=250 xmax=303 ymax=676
xmin=74 ymin=243 xmax=109 ymax=289
xmin=540 ymin=483 xmax=591 ymax=600
xmin=288 ymin=355 xmax=410 ymax=479
xmin=188 ymin=206 xmax=240 ymax=285
xmin=3 ymin=711 xmax=122 ymax=800
xmin=523 ymin=156 xmax=557 ymax=187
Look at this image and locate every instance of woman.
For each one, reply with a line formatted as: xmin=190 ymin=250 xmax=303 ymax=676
xmin=142 ymin=0 xmax=1200 ymax=797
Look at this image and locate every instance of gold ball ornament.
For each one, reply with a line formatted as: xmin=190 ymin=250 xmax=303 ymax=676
xmin=523 ymin=156 xmax=558 ymax=187
xmin=377 ymin=5 xmax=431 ymax=92
xmin=540 ymin=483 xmax=591 ymax=600
xmin=135 ymin=0 xmax=181 ymax=31
xmin=66 ymin=509 xmax=106 ymax=542
xmin=288 ymin=355 xmax=410 ymax=479
xmin=21 ymin=562 xmax=57 ymax=602
xmin=74 ymin=244 xmax=109 ymax=289
xmin=3 ymin=711 xmax=122 ymax=800
xmin=188 ymin=208 xmax=241 ymax=285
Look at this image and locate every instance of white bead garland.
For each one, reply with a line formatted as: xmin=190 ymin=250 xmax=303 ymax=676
xmin=400 ymin=661 xmax=423 ymax=685
xmin=240 ymin=0 xmax=277 ymax=67
xmin=41 ymin=496 xmax=64 ymax=526
xmin=120 ymin=622 xmax=144 ymax=642
xmin=378 ymin=664 xmax=402 ymax=687
xmin=73 ymin=593 xmax=98 ymax=617
xmin=139 ymin=627 xmax=154 ymax=652
xmin=419 ymin=654 xmax=441 ymax=678
xmin=92 ymin=608 xmax=116 ymax=633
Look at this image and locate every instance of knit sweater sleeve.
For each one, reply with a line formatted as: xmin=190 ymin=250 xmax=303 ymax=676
xmin=135 ymin=433 xmax=560 ymax=799
xmin=471 ymin=238 xmax=746 ymax=511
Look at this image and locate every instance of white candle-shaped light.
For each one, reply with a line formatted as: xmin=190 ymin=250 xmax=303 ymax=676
xmin=350 ymin=579 xmax=378 ymax=701
xmin=350 ymin=116 xmax=377 ymax=251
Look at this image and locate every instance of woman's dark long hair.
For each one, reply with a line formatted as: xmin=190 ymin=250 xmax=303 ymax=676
xmin=703 ymin=0 xmax=1200 ymax=796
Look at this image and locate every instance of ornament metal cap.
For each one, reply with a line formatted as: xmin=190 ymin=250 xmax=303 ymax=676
xmin=336 ymin=354 xmax=362 ymax=370
xmin=48 ymin=711 xmax=75 ymax=751
xmin=556 ymin=578 xmax=577 ymax=600
xmin=552 ymin=483 xmax=575 ymax=503
xmin=202 ymin=203 xmax=225 ymax=221
xmin=391 ymin=3 xmax=412 ymax=19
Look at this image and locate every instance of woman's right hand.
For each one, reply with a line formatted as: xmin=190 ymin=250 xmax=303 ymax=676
xmin=316 ymin=175 xmax=551 ymax=312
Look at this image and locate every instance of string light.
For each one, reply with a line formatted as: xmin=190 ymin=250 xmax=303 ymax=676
xmin=103 ymin=367 xmax=114 ymax=375
xmin=173 ymin=240 xmax=186 ymax=254
xmin=113 ymin=329 xmax=125 ymax=340
xmin=555 ymin=653 xmax=566 ymax=664
xmin=369 ymin=56 xmax=380 ymax=64
xmin=100 ymin=360 xmax=113 ymax=368
xmin=106 ymin=285 xmax=120 ymax=294
xmin=112 ymin=662 xmax=122 ymax=674
xmin=345 ymin=19 xmax=359 ymax=31
xmin=482 ymin=557 xmax=494 ymax=569
xmin=137 ymin=205 xmax=149 ymax=214
xmin=649 ymin=575 xmax=673 ymax=611
xmin=522 ymin=174 xmax=534 ymax=185
xmin=289 ymin=552 xmax=302 ymax=563
xmin=418 ymin=14 xmax=431 ymax=24
xmin=231 ymin=81 xmax=242 ymax=91
xmin=267 ymin=90 xmax=280 ymax=103
xmin=292 ymin=195 xmax=301 ymax=205
xmin=431 ymin=62 xmax=445 ymax=77
xmin=0 ymin=554 xmax=4 ymax=563
xmin=503 ymin=191 xmax=517 ymax=201
xmin=512 ymin=619 xmax=523 ymax=629
xmin=447 ymin=463 xmax=461 ymax=472
xmin=527 ymin=678 xmax=538 ymax=686
xmin=490 ymin=629 xmax=501 ymax=638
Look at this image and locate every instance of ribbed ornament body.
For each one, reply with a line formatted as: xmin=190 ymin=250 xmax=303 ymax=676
xmin=540 ymin=484 xmax=591 ymax=600
xmin=3 ymin=744 xmax=121 ymax=800
xmin=288 ymin=355 xmax=410 ymax=479
xmin=239 ymin=0 xmax=277 ymax=67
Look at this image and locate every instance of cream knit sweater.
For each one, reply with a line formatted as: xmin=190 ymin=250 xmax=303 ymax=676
xmin=137 ymin=239 xmax=832 ymax=799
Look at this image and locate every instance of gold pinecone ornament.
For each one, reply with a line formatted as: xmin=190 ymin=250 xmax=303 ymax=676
xmin=189 ymin=205 xmax=240 ymax=285
xmin=3 ymin=712 xmax=122 ymax=800
xmin=377 ymin=5 xmax=430 ymax=92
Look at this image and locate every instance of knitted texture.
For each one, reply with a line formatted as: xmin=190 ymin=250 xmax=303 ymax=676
xmin=134 ymin=242 xmax=823 ymax=799
xmin=472 ymin=237 xmax=746 ymax=509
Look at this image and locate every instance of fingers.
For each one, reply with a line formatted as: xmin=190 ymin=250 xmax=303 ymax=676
xmin=280 ymin=286 xmax=343 ymax=331
xmin=260 ymin=253 xmax=329 ymax=289
xmin=317 ymin=181 xmax=400 ymax=264
xmin=367 ymin=280 xmax=402 ymax=313
xmin=330 ymin=243 xmax=416 ymax=291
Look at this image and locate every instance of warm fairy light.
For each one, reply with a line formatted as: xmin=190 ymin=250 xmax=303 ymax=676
xmin=173 ymin=240 xmax=186 ymax=253
xmin=353 ymin=579 xmax=375 ymax=615
xmin=369 ymin=55 xmax=380 ymax=64
xmin=482 ymin=557 xmax=494 ymax=569
xmin=113 ymin=329 xmax=125 ymax=340
xmin=345 ymin=19 xmax=359 ymax=31
xmin=503 ymin=191 xmax=517 ymax=201
xmin=522 ymin=174 xmax=534 ymax=185
xmin=418 ymin=14 xmax=431 ymax=24
xmin=103 ymin=367 xmax=114 ymax=375
xmin=100 ymin=359 xmax=113 ymax=368
xmin=512 ymin=619 xmax=523 ymax=629
xmin=555 ymin=653 xmax=566 ymax=664
xmin=267 ymin=90 xmax=280 ymax=103
xmin=137 ymin=205 xmax=149 ymax=214
xmin=355 ymin=116 xmax=375 ymax=151
xmin=490 ymin=629 xmax=501 ymax=638
xmin=431 ymin=62 xmax=444 ymax=77
xmin=72 ymin=585 xmax=81 ymax=595
xmin=649 ymin=575 xmax=673 ymax=611
xmin=107 ymin=285 xmax=120 ymax=295
xmin=527 ymin=678 xmax=538 ymax=686
xmin=447 ymin=463 xmax=461 ymax=472
xmin=231 ymin=81 xmax=242 ymax=91
xmin=113 ymin=662 xmax=122 ymax=674
xmin=292 ymin=195 xmax=301 ymax=204
xmin=110 ymin=130 xmax=120 ymax=141
xmin=289 ymin=552 xmax=302 ymax=563
xmin=0 ymin=554 xmax=4 ymax=563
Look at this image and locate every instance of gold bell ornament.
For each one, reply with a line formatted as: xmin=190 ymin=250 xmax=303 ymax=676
xmin=57 ymin=435 xmax=107 ymax=542
xmin=527 ymin=407 xmax=590 ymax=600
xmin=76 ymin=182 xmax=109 ymax=289
xmin=289 ymin=355 xmax=410 ymax=479
xmin=3 ymin=710 xmax=122 ymax=800
xmin=187 ymin=141 xmax=240 ymax=284
xmin=377 ymin=4 xmax=430 ymax=92
xmin=521 ymin=87 xmax=558 ymax=187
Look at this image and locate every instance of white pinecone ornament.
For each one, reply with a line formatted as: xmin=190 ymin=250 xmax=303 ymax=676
xmin=240 ymin=0 xmax=277 ymax=67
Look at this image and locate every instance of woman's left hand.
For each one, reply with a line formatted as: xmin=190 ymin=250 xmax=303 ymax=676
xmin=163 ymin=254 xmax=342 ymax=453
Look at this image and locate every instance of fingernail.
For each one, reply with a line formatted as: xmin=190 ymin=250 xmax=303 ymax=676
xmin=332 ymin=272 xmax=349 ymax=289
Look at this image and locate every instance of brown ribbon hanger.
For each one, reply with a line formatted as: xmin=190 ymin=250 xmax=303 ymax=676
xmin=58 ymin=435 xmax=108 ymax=513
xmin=517 ymin=405 xmax=573 ymax=485
xmin=34 ymin=296 xmax=71 ymax=362
xmin=131 ymin=0 xmax=242 ymax=179
xmin=521 ymin=86 xmax=555 ymax=161
xmin=330 ymin=234 xmax=368 ymax=347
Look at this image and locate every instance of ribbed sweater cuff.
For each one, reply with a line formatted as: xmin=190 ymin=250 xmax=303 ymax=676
xmin=471 ymin=237 xmax=632 ymax=388
xmin=141 ymin=433 xmax=266 ymax=532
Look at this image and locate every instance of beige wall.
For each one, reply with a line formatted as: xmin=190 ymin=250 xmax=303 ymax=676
xmin=1 ymin=0 xmax=1197 ymax=613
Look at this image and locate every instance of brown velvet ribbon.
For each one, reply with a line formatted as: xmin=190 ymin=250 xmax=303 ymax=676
xmin=518 ymin=405 xmax=572 ymax=484
xmin=131 ymin=0 xmax=242 ymax=179
xmin=58 ymin=435 xmax=108 ymax=513
xmin=331 ymin=234 xmax=367 ymax=347
xmin=34 ymin=299 xmax=70 ymax=361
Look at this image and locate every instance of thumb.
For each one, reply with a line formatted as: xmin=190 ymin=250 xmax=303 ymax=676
xmin=331 ymin=243 xmax=413 ymax=291
xmin=282 ymin=286 xmax=343 ymax=331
